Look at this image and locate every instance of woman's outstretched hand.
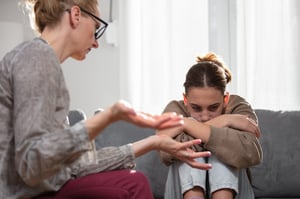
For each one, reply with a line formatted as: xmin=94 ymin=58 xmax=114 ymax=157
xmin=156 ymin=126 xmax=211 ymax=170
xmin=110 ymin=100 xmax=184 ymax=129
xmin=155 ymin=130 xmax=212 ymax=170
xmin=87 ymin=100 xmax=184 ymax=140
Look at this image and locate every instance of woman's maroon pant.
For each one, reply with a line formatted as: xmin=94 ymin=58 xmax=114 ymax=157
xmin=35 ymin=170 xmax=154 ymax=199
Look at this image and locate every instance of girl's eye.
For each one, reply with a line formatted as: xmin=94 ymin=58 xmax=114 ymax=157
xmin=191 ymin=105 xmax=202 ymax=112
xmin=208 ymin=105 xmax=219 ymax=112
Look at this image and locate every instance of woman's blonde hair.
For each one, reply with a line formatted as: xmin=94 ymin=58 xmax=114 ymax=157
xmin=21 ymin=0 xmax=98 ymax=34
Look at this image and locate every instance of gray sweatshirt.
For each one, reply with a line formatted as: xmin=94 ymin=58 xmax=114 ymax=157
xmin=0 ymin=38 xmax=135 ymax=199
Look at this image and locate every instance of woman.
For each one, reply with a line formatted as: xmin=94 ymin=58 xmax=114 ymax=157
xmin=0 ymin=1 xmax=211 ymax=198
xmin=159 ymin=52 xmax=262 ymax=199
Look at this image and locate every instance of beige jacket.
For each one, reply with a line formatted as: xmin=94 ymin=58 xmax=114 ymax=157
xmin=159 ymin=95 xmax=263 ymax=169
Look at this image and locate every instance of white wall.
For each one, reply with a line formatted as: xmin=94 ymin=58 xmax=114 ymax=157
xmin=5 ymin=0 xmax=296 ymax=117
xmin=0 ymin=0 xmax=121 ymax=117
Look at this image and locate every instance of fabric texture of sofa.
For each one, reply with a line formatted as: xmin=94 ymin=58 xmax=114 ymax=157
xmin=70 ymin=109 xmax=300 ymax=199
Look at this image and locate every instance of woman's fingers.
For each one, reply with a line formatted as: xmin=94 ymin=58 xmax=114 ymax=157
xmin=128 ymin=111 xmax=183 ymax=129
xmin=155 ymin=116 xmax=184 ymax=129
xmin=186 ymin=159 xmax=212 ymax=170
xmin=175 ymin=139 xmax=212 ymax=169
xmin=178 ymin=150 xmax=212 ymax=170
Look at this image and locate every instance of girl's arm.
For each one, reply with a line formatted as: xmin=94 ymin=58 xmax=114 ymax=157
xmin=205 ymin=114 xmax=261 ymax=138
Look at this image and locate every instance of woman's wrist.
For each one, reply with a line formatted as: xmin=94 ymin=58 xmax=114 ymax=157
xmin=105 ymin=106 xmax=117 ymax=122
xmin=149 ymin=135 xmax=161 ymax=150
xmin=131 ymin=135 xmax=160 ymax=157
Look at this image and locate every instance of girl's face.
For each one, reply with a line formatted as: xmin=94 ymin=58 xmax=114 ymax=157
xmin=183 ymin=87 xmax=228 ymax=122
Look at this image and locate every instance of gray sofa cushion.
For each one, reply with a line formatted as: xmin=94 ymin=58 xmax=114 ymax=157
xmin=251 ymin=109 xmax=300 ymax=198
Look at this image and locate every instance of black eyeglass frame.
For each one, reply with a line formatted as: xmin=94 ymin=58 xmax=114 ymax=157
xmin=78 ymin=7 xmax=108 ymax=40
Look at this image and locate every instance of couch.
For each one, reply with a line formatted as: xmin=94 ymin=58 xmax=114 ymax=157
xmin=70 ymin=109 xmax=300 ymax=199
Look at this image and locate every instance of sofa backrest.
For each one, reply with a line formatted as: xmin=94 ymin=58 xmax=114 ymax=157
xmin=251 ymin=109 xmax=300 ymax=198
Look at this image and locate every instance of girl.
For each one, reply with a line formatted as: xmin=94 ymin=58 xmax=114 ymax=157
xmin=159 ymin=52 xmax=262 ymax=199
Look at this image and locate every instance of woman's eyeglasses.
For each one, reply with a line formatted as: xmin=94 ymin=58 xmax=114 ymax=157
xmin=67 ymin=7 xmax=108 ymax=40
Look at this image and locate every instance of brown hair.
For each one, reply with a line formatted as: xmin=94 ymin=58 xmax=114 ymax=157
xmin=183 ymin=52 xmax=232 ymax=94
xmin=22 ymin=0 xmax=98 ymax=33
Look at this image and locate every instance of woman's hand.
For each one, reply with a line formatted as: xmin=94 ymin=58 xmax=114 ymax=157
xmin=206 ymin=114 xmax=261 ymax=138
xmin=155 ymin=133 xmax=212 ymax=170
xmin=109 ymin=100 xmax=183 ymax=129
